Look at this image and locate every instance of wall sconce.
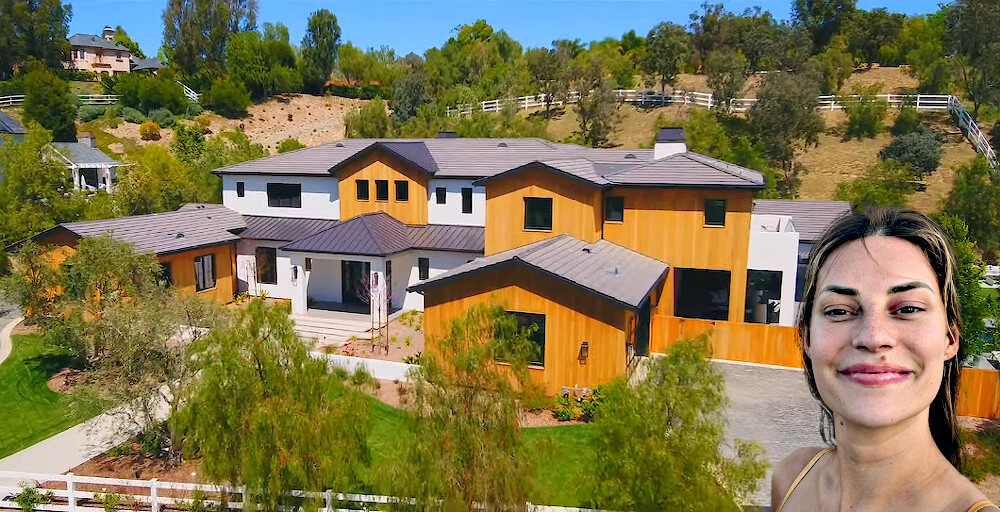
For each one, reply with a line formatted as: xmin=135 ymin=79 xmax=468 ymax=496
xmin=292 ymin=266 xmax=299 ymax=280
xmin=578 ymin=341 xmax=589 ymax=364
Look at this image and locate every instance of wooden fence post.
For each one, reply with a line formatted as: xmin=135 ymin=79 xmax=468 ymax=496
xmin=150 ymin=479 xmax=159 ymax=512
xmin=66 ymin=473 xmax=76 ymax=512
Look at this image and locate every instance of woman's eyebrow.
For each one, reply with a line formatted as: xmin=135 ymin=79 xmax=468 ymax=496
xmin=819 ymin=285 xmax=857 ymax=296
xmin=888 ymin=281 xmax=932 ymax=294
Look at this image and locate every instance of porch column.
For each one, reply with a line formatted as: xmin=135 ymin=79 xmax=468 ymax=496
xmin=289 ymin=254 xmax=309 ymax=315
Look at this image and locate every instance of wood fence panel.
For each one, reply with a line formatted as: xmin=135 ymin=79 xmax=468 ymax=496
xmin=957 ymin=368 xmax=1000 ymax=418
xmin=652 ymin=315 xmax=802 ymax=368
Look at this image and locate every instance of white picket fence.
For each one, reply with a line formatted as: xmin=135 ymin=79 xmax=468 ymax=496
xmin=0 ymin=471 xmax=605 ymax=512
xmin=176 ymin=81 xmax=199 ymax=103
xmin=0 ymin=94 xmax=119 ymax=106
xmin=0 ymin=95 xmax=23 ymax=108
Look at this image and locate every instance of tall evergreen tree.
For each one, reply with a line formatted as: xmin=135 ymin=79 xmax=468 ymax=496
xmin=643 ymin=22 xmax=690 ymax=92
xmin=161 ymin=0 xmax=257 ymax=76
xmin=299 ymin=8 xmax=341 ymax=94
xmin=792 ymin=0 xmax=857 ymax=51
xmin=0 ymin=0 xmax=72 ymax=80
xmin=946 ymin=0 xmax=1000 ymax=119
xmin=22 ymin=67 xmax=77 ymax=141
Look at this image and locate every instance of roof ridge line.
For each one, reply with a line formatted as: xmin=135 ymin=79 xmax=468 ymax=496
xmin=681 ymin=152 xmax=762 ymax=184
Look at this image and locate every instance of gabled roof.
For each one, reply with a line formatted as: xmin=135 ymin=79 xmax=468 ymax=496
xmin=240 ymin=216 xmax=340 ymax=242
xmin=279 ymin=212 xmax=484 ymax=256
xmin=602 ymin=152 xmax=764 ymax=188
xmin=68 ymin=34 xmax=130 ymax=52
xmin=30 ymin=204 xmax=245 ymax=256
xmin=130 ymin=57 xmax=165 ymax=71
xmin=329 ymin=141 xmax=439 ymax=176
xmin=752 ymin=199 xmax=852 ymax=242
xmin=409 ymin=235 xmax=669 ymax=310
xmin=474 ymin=159 xmax=610 ymax=188
xmin=50 ymin=141 xmax=119 ymax=166
xmin=0 ymin=112 xmax=26 ymax=135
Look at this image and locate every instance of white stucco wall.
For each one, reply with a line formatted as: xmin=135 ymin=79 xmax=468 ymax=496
xmin=427 ymin=179 xmax=486 ymax=226
xmin=236 ymin=240 xmax=297 ymax=299
xmin=393 ymin=250 xmax=479 ymax=311
xmin=222 ymin=175 xmax=340 ymax=219
xmin=747 ymin=214 xmax=800 ymax=326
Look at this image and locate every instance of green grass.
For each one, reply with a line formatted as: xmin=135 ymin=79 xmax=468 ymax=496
xmin=69 ymin=80 xmax=101 ymax=95
xmin=0 ymin=334 xmax=100 ymax=458
xmin=960 ymin=427 xmax=1000 ymax=482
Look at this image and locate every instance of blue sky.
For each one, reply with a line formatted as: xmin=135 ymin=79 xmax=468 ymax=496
xmin=67 ymin=0 xmax=944 ymax=58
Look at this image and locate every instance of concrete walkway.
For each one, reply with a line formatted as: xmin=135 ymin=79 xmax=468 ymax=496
xmin=0 ymin=315 xmax=23 ymax=367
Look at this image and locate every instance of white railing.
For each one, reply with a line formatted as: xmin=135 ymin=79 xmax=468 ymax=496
xmin=0 ymin=94 xmax=119 ymax=107
xmin=0 ymin=471 xmax=605 ymax=512
xmin=177 ymin=81 xmax=199 ymax=103
xmin=0 ymin=95 xmax=24 ymax=108
xmin=948 ymin=95 xmax=999 ymax=169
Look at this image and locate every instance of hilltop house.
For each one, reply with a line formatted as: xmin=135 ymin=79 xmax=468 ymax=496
xmin=64 ymin=26 xmax=163 ymax=75
xmin=23 ymin=130 xmax=849 ymax=393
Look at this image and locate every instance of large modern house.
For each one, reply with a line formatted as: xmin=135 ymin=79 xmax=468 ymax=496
xmin=24 ymin=130 xmax=850 ymax=393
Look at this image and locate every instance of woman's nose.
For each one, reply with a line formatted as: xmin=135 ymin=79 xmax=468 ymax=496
xmin=853 ymin=311 xmax=897 ymax=352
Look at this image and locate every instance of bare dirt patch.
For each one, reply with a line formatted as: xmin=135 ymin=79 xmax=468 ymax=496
xmin=320 ymin=317 xmax=424 ymax=363
xmin=105 ymin=121 xmax=176 ymax=151
xmin=545 ymin=104 xmax=695 ymax=148
xmin=12 ymin=322 xmax=39 ymax=335
xmin=519 ymin=409 xmax=585 ymax=428
xmin=69 ymin=444 xmax=201 ymax=483
xmin=47 ymin=367 xmax=84 ymax=394
xmin=843 ymin=66 xmax=919 ymax=94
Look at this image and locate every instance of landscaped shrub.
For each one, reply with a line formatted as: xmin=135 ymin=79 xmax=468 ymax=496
xmin=277 ymin=137 xmax=306 ymax=153
xmin=892 ymin=106 xmax=922 ymax=136
xmin=139 ymin=121 xmax=161 ymax=140
xmin=0 ymin=77 xmax=25 ymax=96
xmin=122 ymin=107 xmax=146 ymax=124
xmin=78 ymin=106 xmax=106 ymax=122
xmin=171 ymin=124 xmax=206 ymax=163
xmin=137 ymin=75 xmax=187 ymax=114
xmin=880 ymin=131 xmax=943 ymax=175
xmin=194 ymin=114 xmax=212 ymax=133
xmin=201 ymin=77 xmax=252 ymax=118
xmin=184 ymin=102 xmax=204 ymax=117
xmin=843 ymin=84 xmax=889 ymax=139
xmin=992 ymin=123 xmax=1000 ymax=151
xmin=148 ymin=108 xmax=175 ymax=128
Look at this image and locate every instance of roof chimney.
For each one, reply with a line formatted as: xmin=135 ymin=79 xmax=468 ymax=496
xmin=437 ymin=131 xmax=458 ymax=139
xmin=654 ymin=127 xmax=687 ymax=160
xmin=78 ymin=131 xmax=96 ymax=148
xmin=103 ymin=26 xmax=114 ymax=42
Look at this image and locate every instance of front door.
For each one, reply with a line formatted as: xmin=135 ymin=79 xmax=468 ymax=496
xmin=341 ymin=260 xmax=371 ymax=305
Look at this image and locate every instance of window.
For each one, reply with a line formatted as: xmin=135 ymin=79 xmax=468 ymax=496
xmin=255 ymin=247 xmax=277 ymax=285
xmin=523 ymin=197 xmax=553 ymax=230
xmin=356 ymin=180 xmax=369 ymax=200
xmin=375 ymin=180 xmax=389 ymax=201
xmin=461 ymin=187 xmax=473 ymax=214
xmin=236 ymin=181 xmax=245 ymax=198
xmin=704 ymin=199 xmax=726 ymax=226
xmin=418 ymin=257 xmax=429 ymax=280
xmin=674 ymin=268 xmax=730 ymax=320
xmin=510 ymin=312 xmax=545 ymax=367
xmin=194 ymin=254 xmax=216 ymax=292
xmin=395 ymin=180 xmax=409 ymax=202
xmin=745 ymin=270 xmax=782 ymax=324
xmin=160 ymin=262 xmax=173 ymax=286
xmin=266 ymin=183 xmax=301 ymax=208
xmin=604 ymin=196 xmax=624 ymax=222
xmin=435 ymin=187 xmax=447 ymax=204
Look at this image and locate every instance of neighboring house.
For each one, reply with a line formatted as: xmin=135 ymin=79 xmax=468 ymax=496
xmin=0 ymin=112 xmax=27 ymax=144
xmin=129 ymin=56 xmax=165 ymax=73
xmin=65 ymin=27 xmax=132 ymax=75
xmin=48 ymin=132 xmax=123 ymax=192
xmin=23 ymin=204 xmax=245 ymax=303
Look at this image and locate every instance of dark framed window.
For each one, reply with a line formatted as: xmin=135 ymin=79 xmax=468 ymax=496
xmin=266 ymin=183 xmax=301 ymax=208
xmin=160 ymin=262 xmax=173 ymax=286
xmin=745 ymin=269 xmax=782 ymax=324
xmin=704 ymin=199 xmax=726 ymax=226
xmin=604 ymin=196 xmax=624 ymax=222
xmin=674 ymin=268 xmax=730 ymax=320
xmin=418 ymin=257 xmax=429 ymax=280
xmin=510 ymin=311 xmax=545 ymax=367
xmin=194 ymin=254 xmax=216 ymax=292
xmin=375 ymin=180 xmax=389 ymax=201
xmin=395 ymin=180 xmax=409 ymax=202
xmin=255 ymin=247 xmax=277 ymax=285
xmin=236 ymin=181 xmax=245 ymax=198
xmin=435 ymin=187 xmax=447 ymax=204
xmin=356 ymin=179 xmax=369 ymax=201
xmin=461 ymin=187 xmax=473 ymax=214
xmin=523 ymin=197 xmax=553 ymax=230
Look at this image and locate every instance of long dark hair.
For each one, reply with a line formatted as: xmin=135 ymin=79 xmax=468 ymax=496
xmin=797 ymin=207 xmax=962 ymax=467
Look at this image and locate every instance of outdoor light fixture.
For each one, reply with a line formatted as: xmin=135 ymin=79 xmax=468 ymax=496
xmin=578 ymin=341 xmax=590 ymax=363
xmin=292 ymin=266 xmax=298 ymax=280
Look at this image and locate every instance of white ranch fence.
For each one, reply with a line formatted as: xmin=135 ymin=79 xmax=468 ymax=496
xmin=447 ymin=91 xmax=997 ymax=169
xmin=0 ymin=471 xmax=605 ymax=512
xmin=0 ymin=94 xmax=119 ymax=106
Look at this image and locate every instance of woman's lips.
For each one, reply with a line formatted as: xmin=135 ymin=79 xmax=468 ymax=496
xmin=839 ymin=363 xmax=913 ymax=386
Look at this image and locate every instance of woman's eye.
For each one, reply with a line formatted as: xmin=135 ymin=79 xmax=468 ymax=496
xmin=824 ymin=308 xmax=853 ymax=318
xmin=893 ymin=305 xmax=924 ymax=315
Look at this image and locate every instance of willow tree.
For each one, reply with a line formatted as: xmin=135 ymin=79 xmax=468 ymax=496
xmin=172 ymin=299 xmax=372 ymax=511
xmin=381 ymin=303 xmax=539 ymax=512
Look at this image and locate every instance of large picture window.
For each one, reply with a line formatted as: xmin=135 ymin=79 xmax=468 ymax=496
xmin=356 ymin=180 xmax=369 ymax=201
xmin=375 ymin=180 xmax=389 ymax=201
xmin=523 ymin=197 xmax=553 ymax=230
xmin=395 ymin=180 xmax=409 ymax=202
xmin=255 ymin=247 xmax=277 ymax=285
xmin=509 ymin=312 xmax=545 ymax=366
xmin=194 ymin=254 xmax=216 ymax=292
xmin=674 ymin=268 xmax=730 ymax=320
xmin=461 ymin=187 xmax=473 ymax=213
xmin=267 ymin=183 xmax=301 ymax=208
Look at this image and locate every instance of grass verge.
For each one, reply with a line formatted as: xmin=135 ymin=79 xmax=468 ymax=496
xmin=0 ymin=333 xmax=100 ymax=458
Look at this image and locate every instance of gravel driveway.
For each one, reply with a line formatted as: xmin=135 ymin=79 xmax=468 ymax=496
xmin=717 ymin=361 xmax=825 ymax=507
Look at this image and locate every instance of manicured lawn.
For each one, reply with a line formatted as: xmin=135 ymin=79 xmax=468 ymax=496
xmin=0 ymin=334 xmax=100 ymax=458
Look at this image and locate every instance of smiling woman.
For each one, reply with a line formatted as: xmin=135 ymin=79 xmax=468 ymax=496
xmin=772 ymin=208 xmax=1000 ymax=512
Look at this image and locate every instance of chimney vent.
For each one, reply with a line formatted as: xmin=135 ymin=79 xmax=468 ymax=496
xmin=78 ymin=131 xmax=96 ymax=148
xmin=103 ymin=26 xmax=114 ymax=42
xmin=654 ymin=127 xmax=687 ymax=159
xmin=496 ymin=142 xmax=508 ymax=147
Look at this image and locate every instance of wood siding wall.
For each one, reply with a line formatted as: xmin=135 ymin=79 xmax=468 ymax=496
xmin=337 ymin=151 xmax=429 ymax=224
xmin=484 ymin=168 xmax=602 ymax=255
xmin=603 ymin=188 xmax=754 ymax=323
xmin=423 ymin=265 xmax=630 ymax=395
xmin=958 ymin=369 xmax=1000 ymax=418
xmin=159 ymin=243 xmax=237 ymax=303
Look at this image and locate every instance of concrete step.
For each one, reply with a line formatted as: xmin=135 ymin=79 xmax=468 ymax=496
xmin=290 ymin=314 xmax=376 ymax=331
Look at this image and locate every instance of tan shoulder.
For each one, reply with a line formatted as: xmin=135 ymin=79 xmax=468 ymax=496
xmin=940 ymin=463 xmax=998 ymax=512
xmin=771 ymin=447 xmax=831 ymax=509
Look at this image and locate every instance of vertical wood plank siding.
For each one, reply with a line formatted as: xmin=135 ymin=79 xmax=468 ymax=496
xmin=652 ymin=315 xmax=803 ymax=368
xmin=423 ymin=265 xmax=629 ymax=395
xmin=337 ymin=151 xmax=429 ymax=224
xmin=158 ymin=243 xmax=237 ymax=303
xmin=484 ymin=168 xmax=602 ymax=255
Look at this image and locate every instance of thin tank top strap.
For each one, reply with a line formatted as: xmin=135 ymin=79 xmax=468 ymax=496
xmin=774 ymin=447 xmax=834 ymax=512
xmin=967 ymin=500 xmax=998 ymax=512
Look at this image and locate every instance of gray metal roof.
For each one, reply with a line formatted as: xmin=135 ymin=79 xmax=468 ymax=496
xmin=240 ymin=216 xmax=340 ymax=241
xmin=409 ymin=234 xmax=669 ymax=310
xmin=0 ymin=112 xmax=26 ymax=135
xmin=130 ymin=57 xmax=165 ymax=71
xmin=603 ymin=152 xmax=764 ymax=188
xmin=50 ymin=141 xmax=118 ymax=166
xmin=69 ymin=34 xmax=130 ymax=52
xmin=657 ymin=127 xmax=685 ymax=143
xmin=279 ymin=212 xmax=484 ymax=256
xmin=752 ymin=199 xmax=852 ymax=242
xmin=54 ymin=204 xmax=245 ymax=255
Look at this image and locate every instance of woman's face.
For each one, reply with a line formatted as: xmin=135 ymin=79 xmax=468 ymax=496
xmin=806 ymin=235 xmax=959 ymax=429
